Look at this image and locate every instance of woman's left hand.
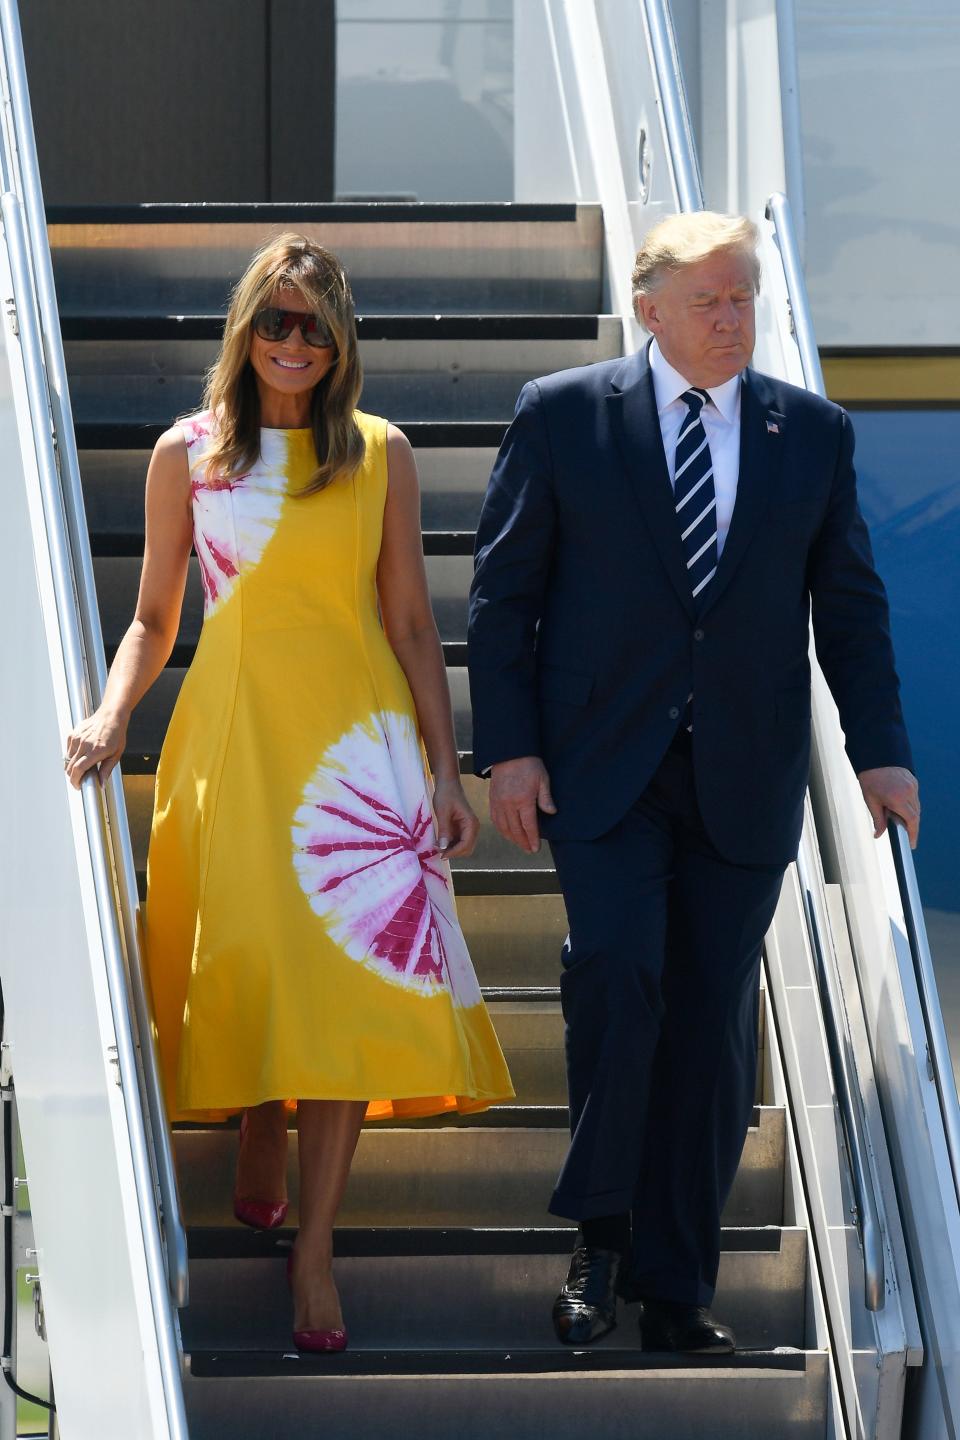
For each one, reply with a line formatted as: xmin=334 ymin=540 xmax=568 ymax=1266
xmin=433 ymin=779 xmax=481 ymax=859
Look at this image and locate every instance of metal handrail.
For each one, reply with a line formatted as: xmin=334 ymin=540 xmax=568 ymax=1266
xmin=889 ymin=819 xmax=960 ymax=1211
xmin=766 ymin=189 xmax=890 ymax=1309
xmin=0 ymin=0 xmax=188 ymax=1311
xmin=774 ymin=0 xmax=807 ymax=259
xmin=0 ymin=191 xmax=188 ymax=1440
xmin=641 ymin=0 xmax=704 ymax=213
xmin=764 ymin=190 xmax=823 ymax=391
xmin=797 ymin=844 xmax=886 ymax=1310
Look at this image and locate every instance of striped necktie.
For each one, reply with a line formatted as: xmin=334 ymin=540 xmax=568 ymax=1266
xmin=674 ymin=388 xmax=718 ymax=604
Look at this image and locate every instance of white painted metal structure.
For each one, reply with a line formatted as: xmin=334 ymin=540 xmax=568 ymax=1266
xmin=0 ymin=0 xmax=188 ymax=1434
xmin=0 ymin=0 xmax=957 ymax=1436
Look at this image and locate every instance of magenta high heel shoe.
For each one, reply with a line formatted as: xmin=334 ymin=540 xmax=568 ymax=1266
xmin=233 ymin=1111 xmax=289 ymax=1231
xmin=286 ymin=1252 xmax=349 ymax=1353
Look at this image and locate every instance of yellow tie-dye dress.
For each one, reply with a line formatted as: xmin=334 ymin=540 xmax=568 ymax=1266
xmin=144 ymin=409 xmax=513 ymax=1122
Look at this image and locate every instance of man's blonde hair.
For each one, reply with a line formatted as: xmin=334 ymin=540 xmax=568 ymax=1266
xmin=631 ymin=211 xmax=760 ymax=320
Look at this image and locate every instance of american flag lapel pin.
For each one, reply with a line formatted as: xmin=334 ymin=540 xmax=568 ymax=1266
xmin=766 ymin=417 xmax=781 ymax=435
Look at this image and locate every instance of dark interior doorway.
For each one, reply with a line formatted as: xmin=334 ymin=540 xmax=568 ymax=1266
xmin=21 ymin=0 xmax=336 ymax=205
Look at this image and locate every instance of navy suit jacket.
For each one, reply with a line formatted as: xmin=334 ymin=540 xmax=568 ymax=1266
xmin=467 ymin=346 xmax=913 ymax=868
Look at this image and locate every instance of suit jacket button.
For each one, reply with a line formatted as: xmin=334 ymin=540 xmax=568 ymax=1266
xmin=668 ymin=706 xmax=680 ymax=720
xmin=694 ymin=628 xmax=704 ymax=641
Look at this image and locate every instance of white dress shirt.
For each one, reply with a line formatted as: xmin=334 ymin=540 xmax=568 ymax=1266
xmin=648 ymin=338 xmax=741 ymax=556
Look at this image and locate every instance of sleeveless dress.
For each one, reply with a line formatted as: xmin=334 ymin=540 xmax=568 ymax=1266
xmin=144 ymin=409 xmax=513 ymax=1122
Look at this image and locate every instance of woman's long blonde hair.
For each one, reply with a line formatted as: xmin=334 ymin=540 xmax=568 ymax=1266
xmin=202 ymin=232 xmax=364 ymax=494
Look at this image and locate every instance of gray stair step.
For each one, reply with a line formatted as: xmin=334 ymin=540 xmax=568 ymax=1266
xmin=155 ymin=891 xmax=569 ymax=989
xmin=63 ymin=318 xmax=620 ymax=426
xmin=450 ymin=866 xmax=562 ymax=895
xmin=123 ymin=771 xmax=553 ymax=879
xmin=122 ymin=739 xmax=565 ymax=977
xmin=182 ymin=1350 xmax=828 ymax=1440
xmin=49 ymin=202 xmax=604 ymax=315
xmin=62 ymin=314 xmax=609 ymax=342
xmin=96 ymin=553 xmax=473 ymax=658
xmin=449 ymin=894 xmax=568 ymax=988
xmin=80 ymin=444 xmax=499 ymax=546
xmin=78 ymin=419 xmax=509 ymax=454
xmin=123 ymin=666 xmax=473 ymax=771
xmin=181 ymin=1225 xmax=807 ymax=1353
xmin=486 ymin=1002 xmax=565 ymax=1104
xmin=160 ymin=1008 xmax=762 ymax=1121
xmin=173 ymin=1107 xmax=785 ymax=1229
xmin=134 ymin=864 xmax=559 ymax=903
xmin=382 ymin=1104 xmax=567 ymax=1131
xmin=66 ymin=369 xmax=541 ymax=426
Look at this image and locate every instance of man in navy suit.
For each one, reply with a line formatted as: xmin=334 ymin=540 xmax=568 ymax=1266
xmin=467 ymin=212 xmax=920 ymax=1353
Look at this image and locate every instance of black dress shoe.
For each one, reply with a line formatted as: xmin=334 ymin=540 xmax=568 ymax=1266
xmin=552 ymin=1245 xmax=623 ymax=1345
xmin=640 ymin=1298 xmax=736 ymax=1354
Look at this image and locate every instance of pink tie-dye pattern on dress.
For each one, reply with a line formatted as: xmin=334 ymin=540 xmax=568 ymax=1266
xmin=180 ymin=412 xmax=287 ymax=617
xmin=292 ymin=712 xmax=482 ymax=1003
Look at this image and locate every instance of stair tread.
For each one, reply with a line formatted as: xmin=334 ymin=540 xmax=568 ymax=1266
xmin=61 ymin=312 xmax=606 ymax=341
xmin=50 ymin=200 xmax=590 ymax=225
xmin=135 ymin=866 xmax=563 ymax=900
xmin=76 ymin=420 xmax=509 ymax=449
xmin=92 ymin=529 xmax=477 ymax=559
xmin=181 ymin=1219 xmax=806 ymax=1355
xmin=173 ymin=1104 xmax=777 ymax=1137
xmin=186 ymin=1223 xmax=797 ymax=1260
xmin=187 ymin=1346 xmax=817 ymax=1377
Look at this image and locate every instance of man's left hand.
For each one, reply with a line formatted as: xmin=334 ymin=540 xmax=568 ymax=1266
xmin=857 ymin=766 xmax=921 ymax=849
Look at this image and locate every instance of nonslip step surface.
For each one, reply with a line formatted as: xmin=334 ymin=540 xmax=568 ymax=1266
xmin=174 ymin=1108 xmax=786 ymax=1230
xmin=182 ymin=1351 xmax=829 ymax=1440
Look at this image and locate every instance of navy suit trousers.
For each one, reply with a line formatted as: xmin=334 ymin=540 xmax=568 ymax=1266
xmin=547 ymin=732 xmax=786 ymax=1307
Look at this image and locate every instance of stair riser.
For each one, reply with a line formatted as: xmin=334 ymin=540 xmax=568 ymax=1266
xmin=440 ymin=895 xmax=568 ymax=989
xmin=50 ymin=211 xmax=604 ymax=316
xmin=183 ymin=1233 xmax=807 ymax=1352
xmin=63 ymin=326 xmax=620 ymax=379
xmin=174 ymin=1114 xmax=785 ymax=1229
xmin=96 ymin=553 xmax=472 ymax=651
xmin=123 ymin=770 xmax=551 ymax=875
xmin=81 ymin=442 xmax=498 ymax=499
xmin=183 ymin=1362 xmax=829 ymax=1440
xmin=65 ymin=370 xmax=564 ymax=426
xmin=82 ymin=447 xmax=496 ymax=545
xmin=124 ymin=667 xmax=475 ymax=767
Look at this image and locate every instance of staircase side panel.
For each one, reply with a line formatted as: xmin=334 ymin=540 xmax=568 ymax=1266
xmin=0 ymin=245 xmax=171 ymax=1437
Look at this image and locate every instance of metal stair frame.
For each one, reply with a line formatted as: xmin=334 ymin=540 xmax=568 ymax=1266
xmin=0 ymin=0 xmax=189 ymax=1433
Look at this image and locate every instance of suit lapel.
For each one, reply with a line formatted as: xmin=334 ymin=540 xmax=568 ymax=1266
xmin=606 ymin=351 xmax=696 ymax=621
xmin=699 ymin=369 xmax=785 ymax=618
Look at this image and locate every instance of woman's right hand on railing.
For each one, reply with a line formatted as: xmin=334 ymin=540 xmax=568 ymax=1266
xmin=63 ymin=707 xmax=129 ymax=789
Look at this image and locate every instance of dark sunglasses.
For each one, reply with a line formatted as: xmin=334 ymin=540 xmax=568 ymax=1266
xmin=252 ymin=307 xmax=335 ymax=348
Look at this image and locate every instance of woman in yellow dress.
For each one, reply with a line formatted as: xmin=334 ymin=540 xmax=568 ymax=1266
xmin=64 ymin=233 xmax=514 ymax=1351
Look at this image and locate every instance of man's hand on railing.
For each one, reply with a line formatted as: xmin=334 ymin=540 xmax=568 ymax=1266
xmin=858 ymin=765 xmax=920 ymax=849
xmin=63 ymin=706 xmax=128 ymax=789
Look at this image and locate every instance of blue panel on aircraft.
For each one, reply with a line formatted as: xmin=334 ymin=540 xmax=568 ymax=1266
xmin=851 ymin=408 xmax=960 ymax=911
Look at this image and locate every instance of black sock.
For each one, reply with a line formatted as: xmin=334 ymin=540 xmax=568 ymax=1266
xmin=580 ymin=1213 xmax=631 ymax=1254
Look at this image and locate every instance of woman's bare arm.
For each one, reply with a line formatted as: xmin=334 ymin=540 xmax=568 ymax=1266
xmin=377 ymin=425 xmax=478 ymax=857
xmin=65 ymin=426 xmax=193 ymax=787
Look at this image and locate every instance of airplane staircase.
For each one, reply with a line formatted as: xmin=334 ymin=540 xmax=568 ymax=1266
xmin=1 ymin=2 xmax=959 ymax=1438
